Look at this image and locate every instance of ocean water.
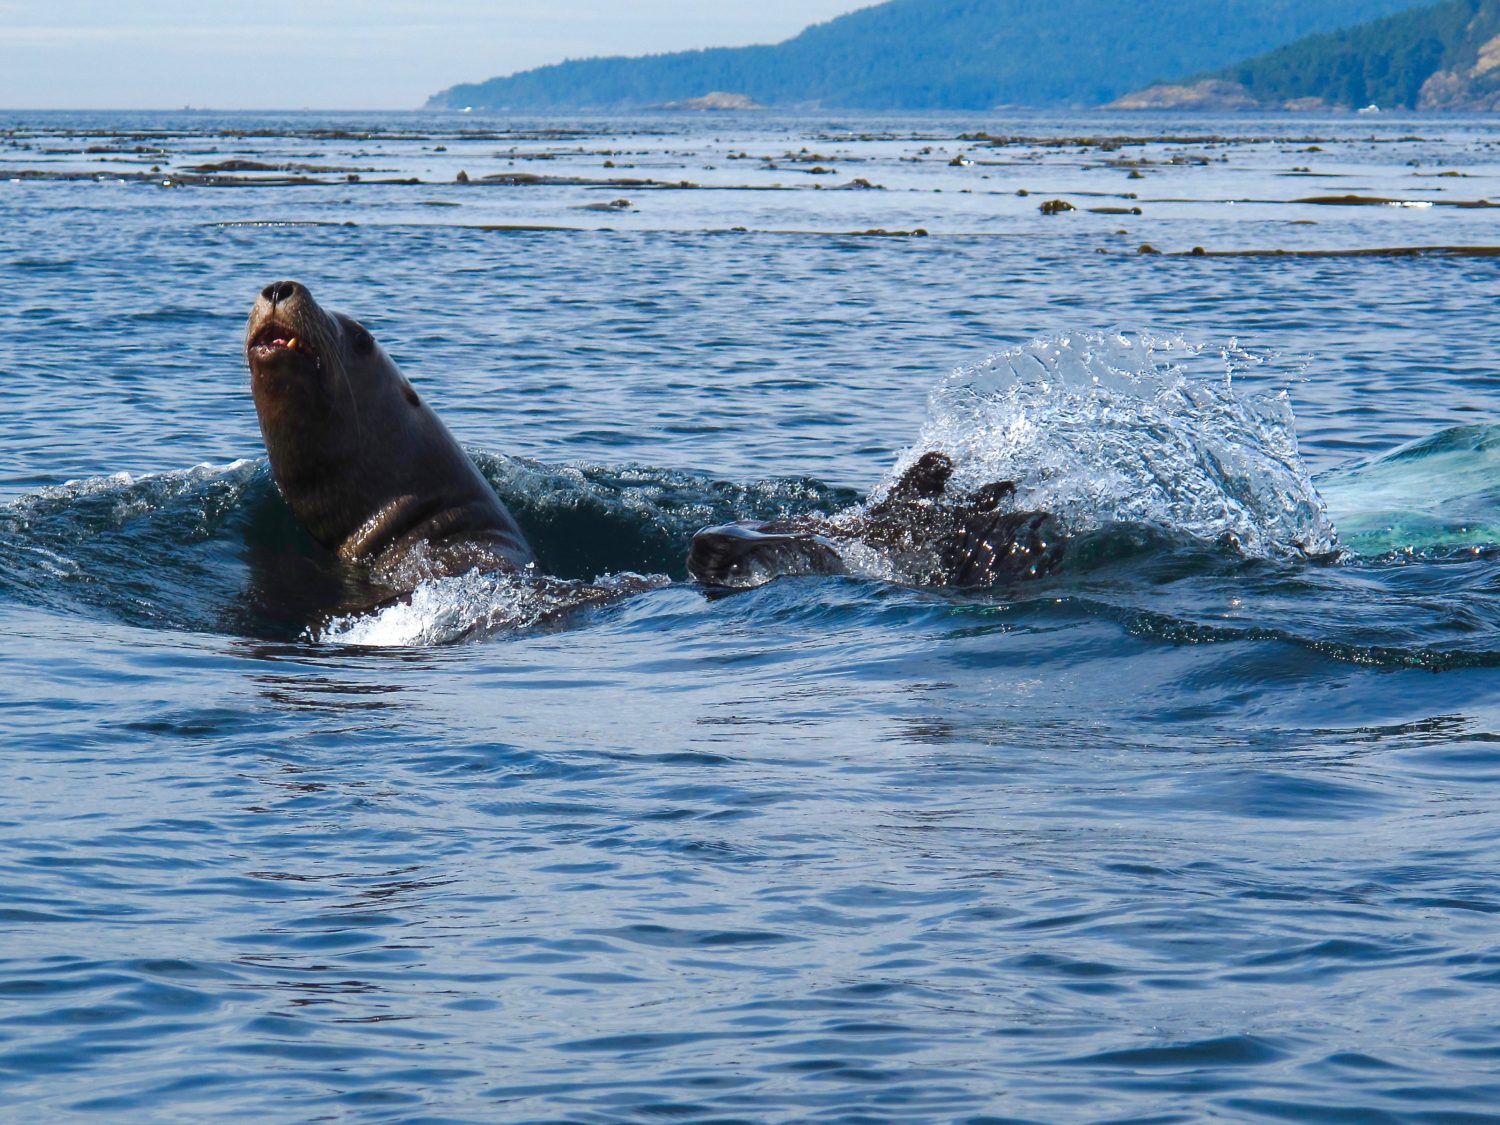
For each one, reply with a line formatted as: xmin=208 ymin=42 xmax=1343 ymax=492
xmin=3 ymin=109 xmax=1500 ymax=1123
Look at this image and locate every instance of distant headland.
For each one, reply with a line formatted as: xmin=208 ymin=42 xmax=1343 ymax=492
xmin=426 ymin=0 xmax=1426 ymax=113
xmin=1117 ymin=0 xmax=1500 ymax=112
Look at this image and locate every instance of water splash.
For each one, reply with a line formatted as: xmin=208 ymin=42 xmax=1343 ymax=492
xmin=887 ymin=331 xmax=1339 ymax=559
xmin=316 ymin=569 xmax=669 ymax=647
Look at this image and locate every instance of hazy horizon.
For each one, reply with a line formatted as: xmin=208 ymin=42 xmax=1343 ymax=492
xmin=0 ymin=1 xmax=869 ymax=111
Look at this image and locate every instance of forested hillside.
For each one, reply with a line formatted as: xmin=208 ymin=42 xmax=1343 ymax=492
xmin=1213 ymin=0 xmax=1500 ymax=108
xmin=428 ymin=0 xmax=1424 ymax=110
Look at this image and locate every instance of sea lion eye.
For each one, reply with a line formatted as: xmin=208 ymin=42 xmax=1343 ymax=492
xmin=351 ymin=327 xmax=375 ymax=355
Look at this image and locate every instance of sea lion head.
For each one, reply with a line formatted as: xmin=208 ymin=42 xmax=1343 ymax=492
xmin=243 ymin=282 xmax=429 ymax=561
xmin=246 ymin=280 xmax=404 ymax=431
xmin=243 ymin=281 xmax=534 ymax=579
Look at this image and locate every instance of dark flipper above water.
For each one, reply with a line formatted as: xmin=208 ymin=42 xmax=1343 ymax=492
xmin=869 ymin=450 xmax=954 ymax=510
xmin=687 ymin=451 xmax=1066 ymax=590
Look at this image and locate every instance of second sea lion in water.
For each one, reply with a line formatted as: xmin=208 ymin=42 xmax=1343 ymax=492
xmin=687 ymin=452 xmax=1066 ymax=589
xmin=245 ymin=280 xmax=1056 ymax=613
xmin=246 ymin=280 xmax=534 ymax=590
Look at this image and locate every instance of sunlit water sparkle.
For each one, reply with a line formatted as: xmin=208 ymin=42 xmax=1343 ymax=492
xmin=4 ymin=109 xmax=1500 ymax=1124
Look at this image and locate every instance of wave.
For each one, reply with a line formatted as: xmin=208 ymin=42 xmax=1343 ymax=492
xmin=473 ymin=455 xmax=859 ymax=579
xmin=1317 ymin=424 xmax=1500 ymax=560
xmin=0 ymin=460 xmax=277 ymax=633
xmin=2 ymin=334 xmax=1496 ymax=649
xmin=0 ymin=457 xmax=852 ymax=643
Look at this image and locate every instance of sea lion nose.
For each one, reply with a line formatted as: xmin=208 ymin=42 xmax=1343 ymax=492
xmin=261 ymin=280 xmax=304 ymax=305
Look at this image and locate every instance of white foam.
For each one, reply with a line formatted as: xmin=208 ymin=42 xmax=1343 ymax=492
xmin=50 ymin=459 xmax=258 ymax=499
xmin=316 ymin=569 xmax=669 ymax=647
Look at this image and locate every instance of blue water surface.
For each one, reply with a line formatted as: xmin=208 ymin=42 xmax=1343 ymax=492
xmin=3 ymin=109 xmax=1500 ymax=1123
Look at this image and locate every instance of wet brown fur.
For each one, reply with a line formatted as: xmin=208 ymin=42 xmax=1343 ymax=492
xmin=245 ymin=281 xmax=533 ymax=586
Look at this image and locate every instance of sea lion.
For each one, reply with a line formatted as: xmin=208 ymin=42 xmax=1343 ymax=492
xmin=687 ymin=452 xmax=1066 ymax=589
xmin=246 ymin=280 xmax=534 ymax=590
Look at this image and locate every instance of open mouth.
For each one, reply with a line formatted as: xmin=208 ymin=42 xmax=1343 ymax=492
xmin=248 ymin=322 xmax=318 ymax=364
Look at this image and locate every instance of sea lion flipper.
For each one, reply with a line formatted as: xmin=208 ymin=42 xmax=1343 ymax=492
xmin=940 ymin=509 xmax=1066 ymax=587
xmin=966 ymin=480 xmax=1017 ymax=513
xmin=687 ymin=520 xmax=847 ymax=589
xmin=861 ymin=451 xmax=958 ymax=545
xmin=876 ymin=451 xmax=954 ymax=511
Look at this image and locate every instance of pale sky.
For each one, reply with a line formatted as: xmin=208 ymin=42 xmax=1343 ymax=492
xmin=0 ymin=1 xmax=870 ymax=110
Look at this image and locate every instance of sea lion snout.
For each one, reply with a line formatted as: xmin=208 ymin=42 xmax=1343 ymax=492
xmin=261 ymin=280 xmax=305 ymax=306
xmin=246 ymin=280 xmax=337 ymax=379
xmin=248 ymin=279 xmax=318 ymax=334
xmin=687 ymin=521 xmax=847 ymax=587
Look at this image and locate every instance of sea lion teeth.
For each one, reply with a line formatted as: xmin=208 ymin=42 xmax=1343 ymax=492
xmin=286 ymin=337 xmax=299 ymax=350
